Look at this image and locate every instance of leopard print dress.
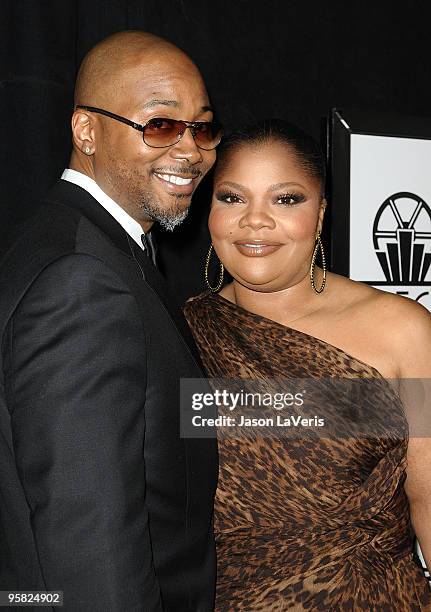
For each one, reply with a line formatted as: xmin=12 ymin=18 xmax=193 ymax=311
xmin=184 ymin=291 xmax=431 ymax=611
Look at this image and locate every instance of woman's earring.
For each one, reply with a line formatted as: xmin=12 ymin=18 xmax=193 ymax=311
xmin=310 ymin=232 xmax=327 ymax=294
xmin=204 ymin=244 xmax=224 ymax=292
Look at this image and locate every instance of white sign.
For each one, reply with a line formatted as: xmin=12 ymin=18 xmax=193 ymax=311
xmin=349 ymin=134 xmax=431 ymax=310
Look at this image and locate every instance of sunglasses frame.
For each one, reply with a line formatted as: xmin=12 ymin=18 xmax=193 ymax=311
xmin=75 ymin=105 xmax=222 ymax=150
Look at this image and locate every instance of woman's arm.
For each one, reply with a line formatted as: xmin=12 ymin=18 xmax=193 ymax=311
xmin=396 ymin=300 xmax=431 ymax=570
xmin=405 ymin=437 xmax=431 ymax=569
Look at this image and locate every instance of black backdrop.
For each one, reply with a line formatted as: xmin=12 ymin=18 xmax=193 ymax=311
xmin=2 ymin=0 xmax=431 ymax=303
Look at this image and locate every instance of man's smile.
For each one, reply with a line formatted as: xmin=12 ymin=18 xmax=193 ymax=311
xmin=153 ymin=170 xmax=200 ymax=195
xmin=154 ymin=172 xmax=194 ymax=185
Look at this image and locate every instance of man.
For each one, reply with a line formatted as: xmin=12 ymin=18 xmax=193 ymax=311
xmin=0 ymin=31 xmax=219 ymax=611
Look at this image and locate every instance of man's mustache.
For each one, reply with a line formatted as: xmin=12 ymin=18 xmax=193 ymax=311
xmin=152 ymin=166 xmax=202 ymax=179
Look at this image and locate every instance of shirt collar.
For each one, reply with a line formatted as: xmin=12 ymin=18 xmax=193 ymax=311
xmin=61 ymin=168 xmax=145 ymax=250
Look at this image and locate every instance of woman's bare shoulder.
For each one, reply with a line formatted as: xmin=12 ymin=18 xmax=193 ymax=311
xmin=371 ymin=289 xmax=431 ymax=376
xmin=327 ymin=272 xmax=429 ymax=323
xmin=328 ymin=273 xmax=431 ymax=375
xmin=354 ymin=280 xmax=429 ymax=331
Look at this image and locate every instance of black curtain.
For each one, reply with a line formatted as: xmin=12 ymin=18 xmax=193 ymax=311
xmin=2 ymin=0 xmax=431 ymax=303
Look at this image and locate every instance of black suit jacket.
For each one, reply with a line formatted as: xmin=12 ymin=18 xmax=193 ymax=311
xmin=0 ymin=180 xmax=218 ymax=611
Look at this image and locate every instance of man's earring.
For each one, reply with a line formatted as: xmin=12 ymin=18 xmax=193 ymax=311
xmin=84 ymin=146 xmax=91 ymax=154
xmin=204 ymin=244 xmax=224 ymax=292
xmin=310 ymin=232 xmax=327 ymax=294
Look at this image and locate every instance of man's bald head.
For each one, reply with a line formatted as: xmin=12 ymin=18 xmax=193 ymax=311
xmin=70 ymin=30 xmax=216 ymax=233
xmin=74 ymin=30 xmax=202 ymax=109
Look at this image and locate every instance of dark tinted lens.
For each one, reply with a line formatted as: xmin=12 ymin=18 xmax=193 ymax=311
xmin=193 ymin=122 xmax=222 ymax=149
xmin=143 ymin=118 xmax=222 ymax=149
xmin=143 ymin=118 xmax=180 ymax=147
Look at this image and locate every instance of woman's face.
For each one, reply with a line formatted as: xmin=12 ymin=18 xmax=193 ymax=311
xmin=209 ymin=140 xmax=326 ymax=293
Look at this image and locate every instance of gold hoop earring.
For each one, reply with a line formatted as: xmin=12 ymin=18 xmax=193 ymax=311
xmin=310 ymin=232 xmax=327 ymax=294
xmin=204 ymin=244 xmax=224 ymax=292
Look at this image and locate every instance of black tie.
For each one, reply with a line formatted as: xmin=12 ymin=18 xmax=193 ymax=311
xmin=141 ymin=232 xmax=157 ymax=266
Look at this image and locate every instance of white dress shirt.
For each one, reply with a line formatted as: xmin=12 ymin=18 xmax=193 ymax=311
xmin=61 ymin=168 xmax=146 ymax=251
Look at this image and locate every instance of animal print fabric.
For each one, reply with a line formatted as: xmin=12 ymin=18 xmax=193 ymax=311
xmin=184 ymin=291 xmax=431 ymax=611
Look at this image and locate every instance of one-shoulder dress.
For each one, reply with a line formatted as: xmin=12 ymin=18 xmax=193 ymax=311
xmin=184 ymin=291 xmax=431 ymax=611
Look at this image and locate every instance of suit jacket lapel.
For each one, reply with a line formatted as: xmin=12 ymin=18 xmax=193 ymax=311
xmin=127 ymin=237 xmax=205 ymax=368
xmin=44 ymin=180 xmax=205 ymax=369
xmin=45 ymin=180 xmax=132 ymax=256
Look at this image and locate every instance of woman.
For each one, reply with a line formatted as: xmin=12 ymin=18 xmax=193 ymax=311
xmin=184 ymin=119 xmax=431 ymax=610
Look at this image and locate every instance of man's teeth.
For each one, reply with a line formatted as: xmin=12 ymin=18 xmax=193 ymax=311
xmin=156 ymin=173 xmax=193 ymax=186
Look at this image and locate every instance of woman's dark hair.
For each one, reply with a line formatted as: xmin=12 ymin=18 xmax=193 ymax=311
xmin=216 ymin=118 xmax=326 ymax=191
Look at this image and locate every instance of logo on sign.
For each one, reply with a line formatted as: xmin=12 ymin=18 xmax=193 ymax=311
xmin=373 ymin=192 xmax=431 ymax=285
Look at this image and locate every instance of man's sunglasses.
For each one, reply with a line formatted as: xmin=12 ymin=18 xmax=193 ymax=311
xmin=76 ymin=105 xmax=222 ymax=150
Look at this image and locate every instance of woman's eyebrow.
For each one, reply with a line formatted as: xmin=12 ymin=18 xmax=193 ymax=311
xmin=216 ymin=181 xmax=247 ymax=191
xmin=268 ymin=182 xmax=306 ymax=191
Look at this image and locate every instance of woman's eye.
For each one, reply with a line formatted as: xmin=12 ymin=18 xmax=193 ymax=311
xmin=216 ymin=192 xmax=243 ymax=204
xmin=276 ymin=193 xmax=305 ymax=206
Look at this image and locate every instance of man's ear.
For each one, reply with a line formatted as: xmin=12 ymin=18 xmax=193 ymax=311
xmin=317 ymin=197 xmax=327 ymax=235
xmin=71 ymin=109 xmax=96 ymax=155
